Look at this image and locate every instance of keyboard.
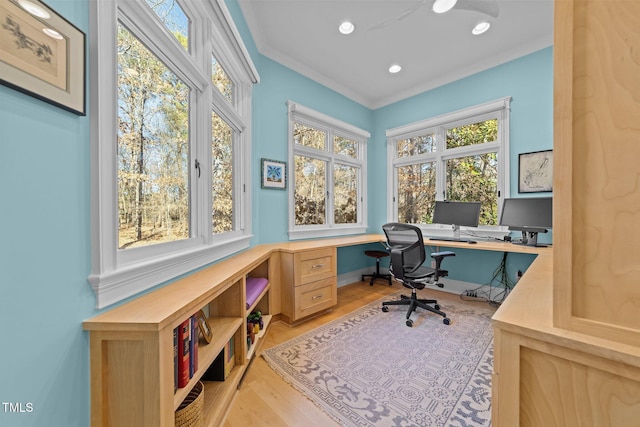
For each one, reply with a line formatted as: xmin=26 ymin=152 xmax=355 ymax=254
xmin=429 ymin=237 xmax=477 ymax=244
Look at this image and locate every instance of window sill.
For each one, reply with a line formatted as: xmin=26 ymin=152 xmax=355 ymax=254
xmin=288 ymin=225 xmax=368 ymax=241
xmin=88 ymin=235 xmax=252 ymax=309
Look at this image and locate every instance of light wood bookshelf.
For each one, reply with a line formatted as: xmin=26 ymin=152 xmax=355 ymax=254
xmin=83 ymin=236 xmax=382 ymax=427
xmin=83 ymin=246 xmax=276 ymax=427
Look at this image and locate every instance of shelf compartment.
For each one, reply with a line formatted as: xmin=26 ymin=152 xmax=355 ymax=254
xmin=246 ymin=281 xmax=271 ymax=316
xmin=173 ymin=316 xmax=242 ymax=410
xmin=201 ymin=366 xmax=244 ymax=427
xmin=246 ymin=314 xmax=273 ymax=360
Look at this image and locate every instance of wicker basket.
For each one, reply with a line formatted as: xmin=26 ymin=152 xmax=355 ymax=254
xmin=175 ymin=381 xmax=204 ymax=427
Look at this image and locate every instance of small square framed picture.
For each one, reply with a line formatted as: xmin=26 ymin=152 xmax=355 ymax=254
xmin=261 ymin=158 xmax=287 ymax=190
xmin=196 ymin=310 xmax=213 ymax=344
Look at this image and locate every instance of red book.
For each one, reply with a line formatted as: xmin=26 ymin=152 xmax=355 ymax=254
xmin=177 ymin=319 xmax=190 ymax=388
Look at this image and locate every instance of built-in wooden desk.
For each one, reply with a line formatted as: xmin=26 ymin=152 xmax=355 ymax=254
xmin=82 ymin=234 xmax=396 ymax=427
xmin=492 ymin=249 xmax=640 ymax=426
xmin=82 ymin=234 xmax=551 ymax=427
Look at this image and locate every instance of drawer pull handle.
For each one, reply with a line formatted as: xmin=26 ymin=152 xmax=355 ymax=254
xmin=311 ymin=294 xmax=323 ymax=300
xmin=312 ymin=264 xmax=324 ymax=269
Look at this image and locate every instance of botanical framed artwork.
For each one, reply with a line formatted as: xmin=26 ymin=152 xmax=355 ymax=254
xmin=519 ymin=149 xmax=553 ymax=193
xmin=196 ymin=310 xmax=213 ymax=344
xmin=261 ymin=158 xmax=287 ymax=190
xmin=0 ymin=0 xmax=86 ymax=115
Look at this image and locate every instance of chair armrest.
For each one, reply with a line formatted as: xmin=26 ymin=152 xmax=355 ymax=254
xmin=430 ymin=251 xmax=455 ymax=259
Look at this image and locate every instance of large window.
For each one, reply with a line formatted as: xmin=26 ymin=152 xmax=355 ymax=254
xmin=90 ymin=0 xmax=259 ymax=308
xmin=387 ymin=98 xmax=511 ymax=233
xmin=288 ymin=102 xmax=369 ymax=239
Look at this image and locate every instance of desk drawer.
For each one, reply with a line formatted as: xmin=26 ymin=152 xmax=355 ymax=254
xmin=294 ymin=277 xmax=337 ymax=319
xmin=295 ymin=248 xmax=336 ymax=285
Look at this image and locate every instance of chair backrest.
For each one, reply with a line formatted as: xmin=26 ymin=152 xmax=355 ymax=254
xmin=382 ymin=223 xmax=426 ymax=281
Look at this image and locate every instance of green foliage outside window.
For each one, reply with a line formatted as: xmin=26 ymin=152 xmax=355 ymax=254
xmin=397 ymin=119 xmax=499 ymax=226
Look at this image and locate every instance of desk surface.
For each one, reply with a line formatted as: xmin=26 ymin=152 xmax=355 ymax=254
xmin=280 ymin=234 xmax=550 ymax=255
xmin=84 ymin=234 xmax=549 ymax=328
xmin=423 ymin=238 xmax=550 ymax=255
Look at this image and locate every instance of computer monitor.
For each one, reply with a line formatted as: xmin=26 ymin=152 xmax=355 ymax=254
xmin=499 ymin=197 xmax=553 ymax=246
xmin=432 ymin=200 xmax=481 ymax=239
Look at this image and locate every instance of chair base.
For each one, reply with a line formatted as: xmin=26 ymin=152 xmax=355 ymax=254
xmin=382 ymin=289 xmax=450 ymax=326
xmin=362 ymin=272 xmax=392 ymax=286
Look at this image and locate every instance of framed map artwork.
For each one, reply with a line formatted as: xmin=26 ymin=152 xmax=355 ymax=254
xmin=518 ymin=150 xmax=553 ymax=193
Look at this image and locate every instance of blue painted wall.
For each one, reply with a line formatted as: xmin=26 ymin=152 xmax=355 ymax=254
xmin=0 ymin=2 xmax=92 ymax=425
xmin=368 ymin=47 xmax=553 ymax=283
xmin=0 ymin=1 xmax=552 ymax=425
xmin=251 ymin=58 xmax=373 ymax=244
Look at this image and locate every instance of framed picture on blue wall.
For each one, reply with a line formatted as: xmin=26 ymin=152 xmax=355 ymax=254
xmin=261 ymin=158 xmax=287 ymax=190
xmin=0 ymin=0 xmax=86 ymax=115
xmin=518 ymin=150 xmax=553 ymax=193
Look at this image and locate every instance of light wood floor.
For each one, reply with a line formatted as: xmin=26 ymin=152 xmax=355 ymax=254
xmin=223 ymin=280 xmax=465 ymax=427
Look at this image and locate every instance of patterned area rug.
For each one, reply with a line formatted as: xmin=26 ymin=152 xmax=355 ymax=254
xmin=262 ymin=290 xmax=496 ymax=427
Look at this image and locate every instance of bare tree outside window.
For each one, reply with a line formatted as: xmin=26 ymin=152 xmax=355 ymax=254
xmin=294 ymin=155 xmax=326 ymax=225
xmin=334 ymin=163 xmax=357 ymax=223
xmin=289 ymin=103 xmax=367 ymax=237
xmin=212 ymin=55 xmax=234 ymax=103
xmin=212 ymin=112 xmax=234 ymax=233
xmin=397 ymin=162 xmax=436 ymax=224
xmin=145 ymin=0 xmax=189 ymax=50
xmin=117 ymin=24 xmax=190 ymax=249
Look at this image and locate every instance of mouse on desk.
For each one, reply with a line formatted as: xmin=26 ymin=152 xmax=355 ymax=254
xmin=468 ymin=241 xmax=477 ymax=244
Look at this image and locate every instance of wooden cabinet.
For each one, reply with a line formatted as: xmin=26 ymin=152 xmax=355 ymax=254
xmin=492 ymin=1 xmax=640 ymax=425
xmin=280 ymin=248 xmax=338 ymax=324
xmin=553 ymin=0 xmax=640 ymax=345
xmin=83 ymin=247 xmax=276 ymax=427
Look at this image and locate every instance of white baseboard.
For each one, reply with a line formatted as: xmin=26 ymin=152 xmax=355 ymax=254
xmin=337 ymin=268 xmax=497 ymax=298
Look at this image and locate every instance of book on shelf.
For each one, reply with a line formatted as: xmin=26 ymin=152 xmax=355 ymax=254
xmin=173 ymin=328 xmax=178 ymax=392
xmin=177 ymin=318 xmax=190 ymax=388
xmin=224 ymin=338 xmax=235 ymax=378
xmin=189 ymin=313 xmax=198 ymax=378
xmin=202 ymin=337 xmax=234 ymax=381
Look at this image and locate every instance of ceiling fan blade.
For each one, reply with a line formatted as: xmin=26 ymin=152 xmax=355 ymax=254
xmin=368 ymin=0 xmax=429 ymax=31
xmin=455 ymin=0 xmax=500 ymax=18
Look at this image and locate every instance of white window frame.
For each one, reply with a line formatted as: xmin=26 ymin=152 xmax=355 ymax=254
xmin=386 ymin=97 xmax=511 ymax=238
xmin=287 ymin=102 xmax=369 ymax=240
xmin=89 ymin=0 xmax=259 ymax=308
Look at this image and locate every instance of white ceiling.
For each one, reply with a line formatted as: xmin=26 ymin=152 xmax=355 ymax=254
xmin=238 ymin=0 xmax=554 ymax=109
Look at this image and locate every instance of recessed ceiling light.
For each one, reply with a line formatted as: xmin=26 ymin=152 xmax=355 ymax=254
xmin=18 ymin=0 xmax=50 ymax=19
xmin=389 ymin=64 xmax=402 ymax=74
xmin=472 ymin=21 xmax=491 ymax=35
xmin=432 ymin=0 xmax=458 ymax=14
xmin=43 ymin=28 xmax=63 ymax=40
xmin=339 ymin=21 xmax=355 ymax=35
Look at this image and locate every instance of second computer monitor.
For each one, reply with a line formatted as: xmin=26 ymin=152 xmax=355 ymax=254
xmin=499 ymin=197 xmax=552 ymax=246
xmin=432 ymin=200 xmax=481 ymax=238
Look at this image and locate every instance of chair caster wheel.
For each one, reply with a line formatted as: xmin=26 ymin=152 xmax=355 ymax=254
xmin=434 ymin=304 xmax=440 ymax=310
xmin=406 ymin=319 xmax=414 ymax=327
xmin=443 ymin=318 xmax=451 ymax=325
xmin=382 ymin=306 xmax=389 ymax=312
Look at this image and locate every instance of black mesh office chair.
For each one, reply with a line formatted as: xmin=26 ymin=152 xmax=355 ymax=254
xmin=381 ymin=223 xmax=455 ymax=327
